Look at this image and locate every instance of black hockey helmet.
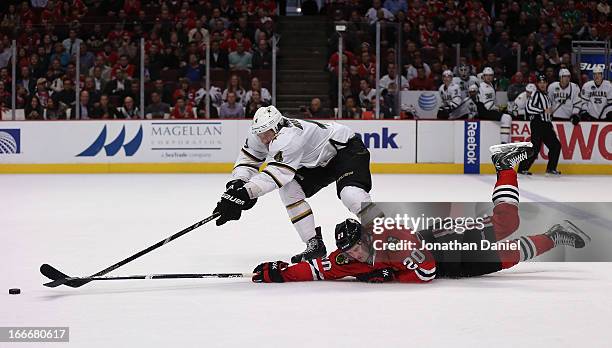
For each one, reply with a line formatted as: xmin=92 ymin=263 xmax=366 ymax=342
xmin=536 ymin=73 xmax=547 ymax=82
xmin=335 ymin=218 xmax=363 ymax=252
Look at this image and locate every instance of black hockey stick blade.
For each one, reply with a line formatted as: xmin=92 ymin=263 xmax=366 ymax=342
xmin=40 ymin=264 xmax=92 ymax=288
xmin=41 ymin=264 xmax=70 ymax=287
xmin=41 ymin=213 xmax=220 ymax=289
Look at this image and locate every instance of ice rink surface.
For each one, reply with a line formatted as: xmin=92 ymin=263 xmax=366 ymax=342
xmin=2 ymin=173 xmax=612 ymax=347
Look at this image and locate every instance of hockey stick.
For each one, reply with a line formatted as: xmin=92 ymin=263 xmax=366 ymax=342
xmin=49 ymin=272 xmax=255 ymax=283
xmin=41 ymin=212 xmax=220 ymax=288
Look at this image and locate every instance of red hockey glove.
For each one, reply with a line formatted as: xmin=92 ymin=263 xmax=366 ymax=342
xmin=252 ymin=261 xmax=288 ymax=283
xmin=355 ymin=268 xmax=395 ymax=283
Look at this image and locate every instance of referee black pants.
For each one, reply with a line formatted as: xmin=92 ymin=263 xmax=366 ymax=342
xmin=518 ymin=117 xmax=561 ymax=172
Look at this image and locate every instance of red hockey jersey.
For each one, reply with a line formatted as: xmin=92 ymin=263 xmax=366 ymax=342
xmin=280 ymin=229 xmax=437 ymax=283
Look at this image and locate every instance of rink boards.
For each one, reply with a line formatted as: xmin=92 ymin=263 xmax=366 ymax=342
xmin=0 ymin=120 xmax=610 ymax=174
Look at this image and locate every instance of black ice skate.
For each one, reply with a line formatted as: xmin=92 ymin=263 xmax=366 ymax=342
xmin=489 ymin=142 xmax=533 ymax=171
xmin=545 ymin=170 xmax=562 ymax=176
xmin=291 ymin=227 xmax=327 ymax=263
xmin=545 ymin=220 xmax=591 ymax=248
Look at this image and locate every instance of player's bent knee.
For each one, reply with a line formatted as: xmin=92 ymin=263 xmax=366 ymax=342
xmin=279 ymin=180 xmax=306 ymax=207
xmin=340 ymin=186 xmax=372 ymax=215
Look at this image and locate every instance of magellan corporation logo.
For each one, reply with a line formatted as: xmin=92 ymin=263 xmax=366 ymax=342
xmin=0 ymin=129 xmax=20 ymax=154
xmin=77 ymin=125 xmax=143 ymax=157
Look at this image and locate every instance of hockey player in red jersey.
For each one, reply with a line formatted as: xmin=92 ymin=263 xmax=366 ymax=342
xmin=252 ymin=142 xmax=591 ymax=283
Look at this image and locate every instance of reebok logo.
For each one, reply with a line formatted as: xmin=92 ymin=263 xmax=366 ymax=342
xmin=77 ymin=125 xmax=143 ymax=157
xmin=356 ymin=128 xmax=399 ymax=149
xmin=464 ymin=121 xmax=480 ymax=174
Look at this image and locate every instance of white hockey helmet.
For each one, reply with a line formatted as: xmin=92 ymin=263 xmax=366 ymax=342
xmin=482 ymin=67 xmax=494 ymax=75
xmin=442 ymin=70 xmax=453 ymax=77
xmin=593 ymin=66 xmax=604 ymax=75
xmin=468 ymin=84 xmax=479 ymax=93
xmin=558 ymin=68 xmax=571 ymax=77
xmin=251 ymin=105 xmax=283 ymax=134
xmin=526 ymin=83 xmax=536 ymax=93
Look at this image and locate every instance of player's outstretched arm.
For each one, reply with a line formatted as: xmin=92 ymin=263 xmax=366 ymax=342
xmin=252 ymin=260 xmax=333 ymax=283
xmin=252 ymin=251 xmax=376 ymax=283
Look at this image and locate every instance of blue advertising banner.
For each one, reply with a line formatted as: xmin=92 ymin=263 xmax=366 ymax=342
xmin=464 ymin=121 xmax=480 ymax=174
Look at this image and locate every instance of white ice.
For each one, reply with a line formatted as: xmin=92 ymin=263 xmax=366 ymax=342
xmin=2 ymin=174 xmax=612 ymax=347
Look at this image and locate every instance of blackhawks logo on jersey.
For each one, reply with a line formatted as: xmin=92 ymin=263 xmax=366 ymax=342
xmin=336 ymin=252 xmax=350 ymax=265
xmin=274 ymin=151 xmax=283 ymax=162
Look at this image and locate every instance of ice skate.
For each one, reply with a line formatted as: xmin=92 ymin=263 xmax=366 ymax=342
xmin=545 ymin=220 xmax=591 ymax=248
xmin=489 ymin=142 xmax=533 ymax=171
xmin=291 ymin=227 xmax=327 ymax=263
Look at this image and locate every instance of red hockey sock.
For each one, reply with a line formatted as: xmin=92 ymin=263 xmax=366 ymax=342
xmin=492 ymin=169 xmax=519 ymax=206
xmin=499 ymin=234 xmax=554 ymax=269
xmin=491 ymin=169 xmax=520 ymax=240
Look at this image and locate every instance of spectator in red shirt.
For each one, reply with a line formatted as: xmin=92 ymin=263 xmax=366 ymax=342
xmin=171 ymin=97 xmax=195 ymax=119
xmin=222 ymin=30 xmax=252 ymax=52
xmin=112 ymin=55 xmax=136 ymax=79
xmin=328 ymin=50 xmax=356 ymax=76
xmin=420 ymin=21 xmax=440 ymax=48
xmin=357 ymin=51 xmax=376 ymax=79
xmin=409 ymin=67 xmax=436 ymax=91
xmin=173 ymin=78 xmax=197 ymax=105
xmin=98 ymin=43 xmax=119 ymax=67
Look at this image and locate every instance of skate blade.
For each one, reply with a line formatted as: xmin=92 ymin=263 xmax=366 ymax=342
xmin=489 ymin=142 xmax=533 ymax=154
xmin=562 ymin=220 xmax=592 ymax=245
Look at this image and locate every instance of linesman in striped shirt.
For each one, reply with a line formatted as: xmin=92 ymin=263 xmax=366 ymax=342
xmin=518 ymin=74 xmax=562 ymax=176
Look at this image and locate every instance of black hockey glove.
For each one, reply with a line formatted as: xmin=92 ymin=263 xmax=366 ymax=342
xmin=355 ymin=268 xmax=395 ymax=283
xmin=225 ymin=179 xmax=257 ymax=210
xmin=213 ymin=186 xmax=253 ymax=226
xmin=252 ymin=261 xmax=288 ymax=283
xmin=570 ymin=114 xmax=580 ymax=126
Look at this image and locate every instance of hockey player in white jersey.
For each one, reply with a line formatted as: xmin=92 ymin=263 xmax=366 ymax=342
xmin=438 ymin=70 xmax=471 ymax=119
xmin=452 ymin=64 xmax=480 ymax=98
xmin=213 ymin=105 xmax=375 ymax=263
xmin=579 ymin=66 xmax=612 ymax=121
xmin=473 ymin=67 xmax=512 ymax=143
xmin=548 ymin=68 xmax=581 ymax=123
xmin=510 ymin=83 xmax=536 ymax=120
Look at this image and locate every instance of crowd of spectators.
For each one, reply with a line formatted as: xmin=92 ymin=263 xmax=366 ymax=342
xmin=0 ymin=0 xmax=277 ymax=120
xmin=322 ymin=0 xmax=611 ymax=117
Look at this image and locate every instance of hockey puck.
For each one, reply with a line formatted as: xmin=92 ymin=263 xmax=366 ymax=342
xmin=9 ymin=288 xmax=21 ymax=295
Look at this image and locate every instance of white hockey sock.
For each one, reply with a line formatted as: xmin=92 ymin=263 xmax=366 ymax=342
xmin=339 ymin=186 xmax=372 ymax=215
xmin=279 ymin=180 xmax=317 ymax=243
xmin=285 ymin=199 xmax=316 ymax=243
xmin=500 ymin=114 xmax=512 ymax=143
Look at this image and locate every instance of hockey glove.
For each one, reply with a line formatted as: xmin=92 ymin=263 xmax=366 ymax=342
xmin=214 ymin=186 xmax=252 ymax=226
xmin=355 ymin=268 xmax=395 ymax=283
xmin=252 ymin=261 xmax=288 ymax=283
xmin=225 ymin=179 xmax=257 ymax=210
xmin=570 ymin=114 xmax=580 ymax=126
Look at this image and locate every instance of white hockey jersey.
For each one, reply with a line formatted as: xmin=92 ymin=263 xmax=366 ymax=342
xmin=548 ymin=82 xmax=581 ymax=119
xmin=478 ymin=81 xmax=498 ymax=111
xmin=510 ymin=91 xmax=529 ymax=119
xmin=439 ymin=83 xmax=470 ymax=119
xmin=580 ymin=80 xmax=612 ymax=119
xmin=232 ymin=119 xmax=354 ymax=198
xmin=452 ymin=76 xmax=479 ymax=98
